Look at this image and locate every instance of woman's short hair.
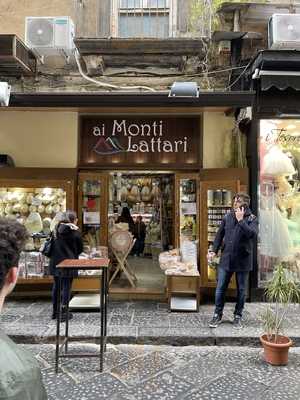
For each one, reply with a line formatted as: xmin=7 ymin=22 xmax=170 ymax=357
xmin=0 ymin=218 xmax=28 ymax=291
xmin=63 ymin=210 xmax=77 ymax=223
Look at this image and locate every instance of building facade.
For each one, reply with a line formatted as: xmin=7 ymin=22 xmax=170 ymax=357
xmin=2 ymin=1 xmax=297 ymax=300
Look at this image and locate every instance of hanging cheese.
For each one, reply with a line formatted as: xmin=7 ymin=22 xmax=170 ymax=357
xmin=20 ymin=204 xmax=29 ymax=214
xmin=24 ymin=212 xmax=43 ymax=234
xmin=5 ymin=205 xmax=13 ymax=214
xmin=50 ymin=212 xmax=64 ymax=232
xmin=52 ymin=204 xmax=60 ymax=213
xmin=12 ymin=203 xmax=21 ymax=213
xmin=120 ymin=186 xmax=128 ymax=202
xmin=38 ymin=204 xmax=45 ymax=213
xmin=43 ymin=217 xmax=52 ymax=235
xmin=26 ymin=194 xmax=34 ymax=204
xmin=131 ymin=185 xmax=141 ymax=201
xmin=141 ymin=185 xmax=151 ymax=202
xmin=151 ymin=183 xmax=160 ymax=201
xmin=45 ymin=205 xmax=53 ymax=215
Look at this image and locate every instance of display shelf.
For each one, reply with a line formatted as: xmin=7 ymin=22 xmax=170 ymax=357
xmin=200 ymin=181 xmax=242 ymax=289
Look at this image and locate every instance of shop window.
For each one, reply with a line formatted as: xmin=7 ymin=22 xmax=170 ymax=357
xmin=258 ymin=119 xmax=300 ymax=286
xmin=117 ymin=0 xmax=171 ymax=38
xmin=0 ymin=186 xmax=67 ymax=279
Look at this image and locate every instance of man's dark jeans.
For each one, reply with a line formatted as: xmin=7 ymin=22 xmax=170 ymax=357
xmin=214 ymin=268 xmax=248 ymax=318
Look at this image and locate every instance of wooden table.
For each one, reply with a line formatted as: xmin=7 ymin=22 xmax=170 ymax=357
xmin=55 ymin=258 xmax=109 ymax=373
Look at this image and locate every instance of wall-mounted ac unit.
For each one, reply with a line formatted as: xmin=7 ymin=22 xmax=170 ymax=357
xmin=25 ymin=16 xmax=75 ymax=58
xmin=269 ymin=14 xmax=300 ymax=50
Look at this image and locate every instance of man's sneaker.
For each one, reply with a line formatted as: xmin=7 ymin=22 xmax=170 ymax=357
xmin=209 ymin=314 xmax=222 ymax=328
xmin=232 ymin=315 xmax=243 ymax=329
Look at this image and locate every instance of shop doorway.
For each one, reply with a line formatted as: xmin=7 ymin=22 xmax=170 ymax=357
xmin=108 ymin=171 xmax=174 ymax=291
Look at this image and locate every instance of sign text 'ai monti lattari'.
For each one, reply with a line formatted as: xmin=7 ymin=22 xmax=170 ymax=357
xmin=79 ymin=116 xmax=201 ymax=168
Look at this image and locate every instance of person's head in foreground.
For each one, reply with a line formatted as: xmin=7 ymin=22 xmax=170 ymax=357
xmin=0 ymin=218 xmax=47 ymax=400
xmin=0 ymin=218 xmax=28 ymax=311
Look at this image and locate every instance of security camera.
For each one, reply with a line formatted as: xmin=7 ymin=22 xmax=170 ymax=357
xmin=0 ymin=82 xmax=11 ymax=106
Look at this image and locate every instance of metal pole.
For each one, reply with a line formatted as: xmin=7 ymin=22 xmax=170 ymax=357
xmin=55 ymin=273 xmax=61 ymax=373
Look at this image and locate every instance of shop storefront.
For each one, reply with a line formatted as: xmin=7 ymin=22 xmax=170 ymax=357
xmin=0 ymin=91 xmax=253 ymax=299
xmin=258 ymin=119 xmax=300 ymax=286
xmin=247 ymin=50 xmax=300 ymax=297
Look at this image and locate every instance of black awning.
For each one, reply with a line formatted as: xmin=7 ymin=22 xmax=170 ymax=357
xmin=249 ymin=50 xmax=300 ymax=73
xmin=261 ymin=74 xmax=300 ymax=91
xmin=9 ymin=91 xmax=255 ymax=108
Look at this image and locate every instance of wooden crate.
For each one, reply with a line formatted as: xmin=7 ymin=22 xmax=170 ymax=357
xmin=166 ymin=274 xmax=200 ymax=311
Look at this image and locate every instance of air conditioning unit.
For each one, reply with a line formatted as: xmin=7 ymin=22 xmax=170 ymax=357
xmin=269 ymin=14 xmax=300 ymax=50
xmin=25 ymin=16 xmax=75 ymax=58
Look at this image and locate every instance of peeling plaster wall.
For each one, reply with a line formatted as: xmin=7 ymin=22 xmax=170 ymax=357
xmin=203 ymin=112 xmax=234 ymax=168
xmin=0 ymin=111 xmax=78 ymax=167
xmin=0 ymin=0 xmax=98 ymax=39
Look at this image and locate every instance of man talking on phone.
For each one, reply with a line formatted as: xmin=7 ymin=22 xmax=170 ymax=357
xmin=208 ymin=193 xmax=258 ymax=329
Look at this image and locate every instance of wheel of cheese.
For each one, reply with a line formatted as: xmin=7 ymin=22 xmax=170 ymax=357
xmin=110 ymin=230 xmax=133 ymax=254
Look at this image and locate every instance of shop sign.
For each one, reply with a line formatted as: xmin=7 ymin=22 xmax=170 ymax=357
xmin=79 ymin=116 xmax=201 ymax=168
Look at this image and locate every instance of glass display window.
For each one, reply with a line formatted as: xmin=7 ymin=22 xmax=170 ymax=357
xmin=0 ymin=184 xmax=68 ymax=280
xmin=179 ymin=178 xmax=198 ymax=244
xmin=0 ymin=186 xmax=67 ymax=251
xmin=258 ymin=119 xmax=300 ymax=285
xmin=81 ymin=178 xmax=102 ymax=249
xmin=200 ymin=180 xmax=240 ymax=288
xmin=78 ymin=173 xmax=108 ymax=253
xmin=206 ymin=189 xmax=232 ymax=283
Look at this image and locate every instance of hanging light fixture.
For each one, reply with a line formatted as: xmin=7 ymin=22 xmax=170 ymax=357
xmin=168 ymin=82 xmax=199 ymax=98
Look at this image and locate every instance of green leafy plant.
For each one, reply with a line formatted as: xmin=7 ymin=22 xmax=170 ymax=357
xmin=261 ymin=264 xmax=300 ymax=343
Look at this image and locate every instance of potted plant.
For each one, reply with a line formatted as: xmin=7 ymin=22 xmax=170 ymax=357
xmin=260 ymin=264 xmax=300 ymax=366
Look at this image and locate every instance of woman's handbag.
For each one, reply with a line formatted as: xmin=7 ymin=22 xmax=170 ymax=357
xmin=40 ymin=234 xmax=53 ymax=257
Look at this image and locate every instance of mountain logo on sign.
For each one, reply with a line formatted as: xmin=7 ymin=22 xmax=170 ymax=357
xmin=93 ymin=137 xmax=125 ymax=155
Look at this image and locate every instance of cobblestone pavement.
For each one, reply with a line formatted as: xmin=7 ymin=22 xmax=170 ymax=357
xmin=2 ymin=300 xmax=300 ymax=345
xmin=21 ymin=343 xmax=300 ymax=400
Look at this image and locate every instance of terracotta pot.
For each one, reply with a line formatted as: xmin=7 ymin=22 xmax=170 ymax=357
xmin=260 ymin=334 xmax=293 ymax=366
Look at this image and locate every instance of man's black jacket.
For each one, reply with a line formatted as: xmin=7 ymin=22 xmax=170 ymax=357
xmin=212 ymin=207 xmax=258 ymax=272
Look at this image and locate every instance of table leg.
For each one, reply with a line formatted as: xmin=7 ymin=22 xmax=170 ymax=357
xmin=100 ymin=269 xmax=105 ymax=372
xmin=104 ymin=268 xmax=108 ymax=351
xmin=65 ymin=287 xmax=70 ymax=354
xmin=55 ymin=275 xmax=61 ymax=373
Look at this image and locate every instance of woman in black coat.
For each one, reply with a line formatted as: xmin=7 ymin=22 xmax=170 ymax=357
xmin=116 ymin=207 xmax=135 ymax=234
xmin=49 ymin=211 xmax=83 ymax=320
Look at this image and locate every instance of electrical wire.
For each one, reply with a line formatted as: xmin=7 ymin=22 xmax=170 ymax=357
xmin=75 ymin=50 xmax=156 ymax=92
xmin=224 ymin=60 xmax=253 ymax=91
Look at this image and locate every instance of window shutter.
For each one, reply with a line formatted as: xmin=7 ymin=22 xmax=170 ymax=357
xmin=99 ymin=0 xmax=111 ymax=37
xmin=177 ymin=0 xmax=189 ymax=34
